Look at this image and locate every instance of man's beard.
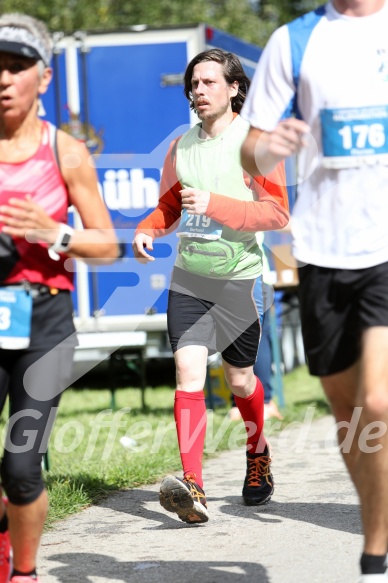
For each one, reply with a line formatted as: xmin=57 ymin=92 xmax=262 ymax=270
xmin=196 ymin=101 xmax=229 ymax=121
xmin=197 ymin=111 xmax=217 ymax=120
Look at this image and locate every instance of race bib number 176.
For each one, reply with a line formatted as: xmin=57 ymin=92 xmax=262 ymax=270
xmin=320 ymin=105 xmax=388 ymax=168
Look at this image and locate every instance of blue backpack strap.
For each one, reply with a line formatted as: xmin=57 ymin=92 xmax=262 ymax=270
xmin=284 ymin=4 xmax=326 ymax=120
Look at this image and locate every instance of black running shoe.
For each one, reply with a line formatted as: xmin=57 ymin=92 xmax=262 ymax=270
xmin=242 ymin=445 xmax=274 ymax=506
xmin=159 ymin=473 xmax=209 ymax=524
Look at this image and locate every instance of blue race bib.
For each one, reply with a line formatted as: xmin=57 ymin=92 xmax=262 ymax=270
xmin=320 ymin=105 xmax=388 ymax=168
xmin=0 ymin=288 xmax=32 ymax=349
xmin=177 ymin=209 xmax=222 ymax=240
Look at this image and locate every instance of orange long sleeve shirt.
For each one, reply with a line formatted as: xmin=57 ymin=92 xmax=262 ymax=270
xmin=136 ymin=135 xmax=289 ymax=239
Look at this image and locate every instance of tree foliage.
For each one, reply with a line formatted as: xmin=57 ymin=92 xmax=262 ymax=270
xmin=256 ymin=0 xmax=323 ymax=28
xmin=0 ymin=0 xmax=323 ymax=47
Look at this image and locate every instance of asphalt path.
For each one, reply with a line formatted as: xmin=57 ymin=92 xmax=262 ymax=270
xmin=39 ymin=415 xmax=363 ymax=583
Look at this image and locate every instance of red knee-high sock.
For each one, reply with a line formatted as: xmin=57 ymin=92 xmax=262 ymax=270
xmin=174 ymin=390 xmax=207 ymax=488
xmin=233 ymin=376 xmax=266 ymax=455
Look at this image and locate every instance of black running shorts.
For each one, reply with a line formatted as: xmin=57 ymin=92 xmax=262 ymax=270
xmin=298 ymin=261 xmax=388 ymax=376
xmin=167 ymin=267 xmax=261 ymax=368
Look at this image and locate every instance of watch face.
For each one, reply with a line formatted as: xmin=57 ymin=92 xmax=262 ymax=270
xmin=61 ymin=233 xmax=71 ymax=247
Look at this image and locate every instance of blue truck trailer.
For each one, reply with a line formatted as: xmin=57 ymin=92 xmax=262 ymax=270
xmin=40 ymin=24 xmax=264 ymax=375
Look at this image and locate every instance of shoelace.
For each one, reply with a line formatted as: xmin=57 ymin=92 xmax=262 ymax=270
xmin=183 ymin=474 xmax=207 ymax=505
xmin=247 ymin=455 xmax=272 ymax=487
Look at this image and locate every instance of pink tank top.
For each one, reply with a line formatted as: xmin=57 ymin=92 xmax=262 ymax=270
xmin=0 ymin=121 xmax=74 ymax=290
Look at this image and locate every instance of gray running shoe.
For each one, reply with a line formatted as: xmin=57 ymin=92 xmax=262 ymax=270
xmin=159 ymin=473 xmax=209 ymax=524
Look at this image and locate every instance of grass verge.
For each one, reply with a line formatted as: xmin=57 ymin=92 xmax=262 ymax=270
xmin=45 ymin=364 xmax=329 ymax=527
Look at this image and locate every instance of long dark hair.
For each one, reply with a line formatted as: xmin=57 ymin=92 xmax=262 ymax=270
xmin=184 ymin=48 xmax=250 ymax=114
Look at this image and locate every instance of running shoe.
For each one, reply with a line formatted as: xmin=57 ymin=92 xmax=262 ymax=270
xmin=159 ymin=473 xmax=209 ymax=524
xmin=242 ymin=444 xmax=274 ymax=505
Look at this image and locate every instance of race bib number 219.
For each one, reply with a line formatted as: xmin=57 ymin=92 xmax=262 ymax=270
xmin=177 ymin=209 xmax=222 ymax=240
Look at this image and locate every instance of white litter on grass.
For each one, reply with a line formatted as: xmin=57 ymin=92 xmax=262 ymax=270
xmin=119 ymin=436 xmax=137 ymax=450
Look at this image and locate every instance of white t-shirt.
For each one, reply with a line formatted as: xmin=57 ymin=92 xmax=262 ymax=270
xmin=242 ymin=1 xmax=388 ymax=269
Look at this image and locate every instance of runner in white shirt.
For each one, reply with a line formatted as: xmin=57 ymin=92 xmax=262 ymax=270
xmin=240 ymin=1 xmax=388 ymax=581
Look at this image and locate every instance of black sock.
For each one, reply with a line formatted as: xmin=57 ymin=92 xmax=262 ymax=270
xmin=11 ymin=569 xmax=38 ymax=580
xmin=360 ymin=553 xmax=387 ymax=575
xmin=0 ymin=511 xmax=7 ymax=533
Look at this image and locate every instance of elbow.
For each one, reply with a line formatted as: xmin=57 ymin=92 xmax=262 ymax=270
xmin=273 ymin=211 xmax=290 ymax=231
xmin=101 ymin=251 xmax=120 ymax=266
xmin=103 ymin=242 xmax=121 ymax=264
xmin=88 ymin=241 xmax=121 ymax=265
xmin=261 ymin=207 xmax=289 ymax=231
